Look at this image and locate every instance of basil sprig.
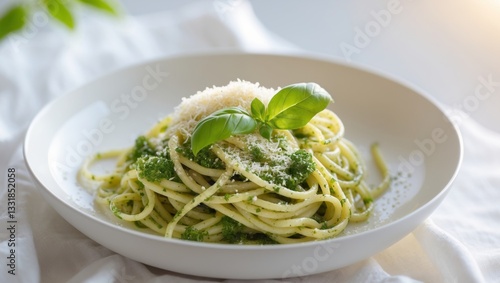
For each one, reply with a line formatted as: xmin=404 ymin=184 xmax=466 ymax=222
xmin=191 ymin=82 xmax=332 ymax=155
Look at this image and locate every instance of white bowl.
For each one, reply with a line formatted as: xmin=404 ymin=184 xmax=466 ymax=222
xmin=24 ymin=52 xmax=462 ymax=279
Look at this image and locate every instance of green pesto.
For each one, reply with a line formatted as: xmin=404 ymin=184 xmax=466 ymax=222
xmin=320 ymin=222 xmax=328 ymax=230
xmin=127 ymin=136 xmax=157 ymax=162
xmin=176 ymin=142 xmax=225 ymax=169
xmin=181 ymin=226 xmax=208 ymax=242
xmin=135 ymin=180 xmax=145 ymax=189
xmin=249 ymin=145 xmax=265 ymax=162
xmin=287 ymin=149 xmax=315 ymax=184
xmin=135 ymin=155 xmax=178 ymax=183
xmin=221 ymin=216 xmax=246 ymax=243
xmin=257 ymin=149 xmax=315 ymax=191
xmin=127 ymin=135 xmax=181 ymax=183
xmin=173 ymin=209 xmax=182 ymax=219
xmin=221 ymin=217 xmax=278 ymax=244
xmin=224 ymin=193 xmax=232 ymax=201
xmin=311 ymin=214 xmax=323 ymax=223
xmin=134 ymin=221 xmax=147 ymax=229
xmin=111 ymin=206 xmax=122 ymax=219
xmin=253 ymin=234 xmax=278 ymax=245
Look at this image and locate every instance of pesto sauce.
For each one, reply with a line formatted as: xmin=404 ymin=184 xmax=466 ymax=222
xmin=181 ymin=226 xmax=208 ymax=242
xmin=127 ymin=136 xmax=156 ymax=162
xmin=257 ymin=149 xmax=315 ymax=191
xmin=136 ymin=155 xmax=177 ymax=182
xmin=176 ymin=142 xmax=225 ymax=169
xmin=220 ymin=216 xmax=277 ymax=244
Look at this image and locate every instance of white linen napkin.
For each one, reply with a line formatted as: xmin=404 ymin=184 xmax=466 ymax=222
xmin=1 ymin=1 xmax=499 ymax=282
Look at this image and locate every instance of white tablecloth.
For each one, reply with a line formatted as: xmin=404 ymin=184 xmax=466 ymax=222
xmin=1 ymin=1 xmax=499 ymax=282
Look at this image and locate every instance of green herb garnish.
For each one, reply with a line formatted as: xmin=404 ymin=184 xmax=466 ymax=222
xmin=181 ymin=226 xmax=208 ymax=242
xmin=221 ymin=216 xmax=245 ymax=243
xmin=191 ymin=82 xmax=332 ymax=155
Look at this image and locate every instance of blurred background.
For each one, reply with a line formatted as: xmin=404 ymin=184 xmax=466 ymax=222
xmin=1 ymin=0 xmax=500 ymax=132
xmin=118 ymin=0 xmax=500 ymax=132
xmin=3 ymin=0 xmax=500 ymax=133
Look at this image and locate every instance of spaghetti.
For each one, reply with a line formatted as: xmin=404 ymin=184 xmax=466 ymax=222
xmin=79 ymin=81 xmax=390 ymax=244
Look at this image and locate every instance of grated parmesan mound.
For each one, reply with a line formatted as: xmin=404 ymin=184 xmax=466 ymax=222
xmin=166 ymin=80 xmax=277 ymax=138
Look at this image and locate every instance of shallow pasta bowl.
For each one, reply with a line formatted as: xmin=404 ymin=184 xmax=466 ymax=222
xmin=24 ymin=52 xmax=462 ymax=279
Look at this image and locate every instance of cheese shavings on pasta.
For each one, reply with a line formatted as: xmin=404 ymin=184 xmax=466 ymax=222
xmin=79 ymin=80 xmax=391 ymax=244
xmin=166 ymin=80 xmax=275 ymax=139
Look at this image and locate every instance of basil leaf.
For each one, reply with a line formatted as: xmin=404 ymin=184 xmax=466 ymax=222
xmin=78 ymin=0 xmax=118 ymax=15
xmin=250 ymin=98 xmax=266 ymax=122
xmin=0 ymin=5 xmax=28 ymax=41
xmin=259 ymin=124 xmax=273 ymax=139
xmin=44 ymin=0 xmax=75 ymax=29
xmin=266 ymin=82 xmax=332 ymax=129
xmin=191 ymin=107 xmax=257 ymax=155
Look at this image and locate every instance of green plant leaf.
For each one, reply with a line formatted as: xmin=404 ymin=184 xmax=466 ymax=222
xmin=190 ymin=82 xmax=333 ymax=152
xmin=259 ymin=124 xmax=273 ymax=139
xmin=250 ymin=98 xmax=266 ymax=122
xmin=78 ymin=0 xmax=118 ymax=15
xmin=191 ymin=107 xmax=258 ymax=155
xmin=266 ymin=82 xmax=332 ymax=129
xmin=0 ymin=5 xmax=28 ymax=41
xmin=44 ymin=0 xmax=75 ymax=29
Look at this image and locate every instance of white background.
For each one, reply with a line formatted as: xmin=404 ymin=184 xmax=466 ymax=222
xmin=120 ymin=0 xmax=500 ymax=133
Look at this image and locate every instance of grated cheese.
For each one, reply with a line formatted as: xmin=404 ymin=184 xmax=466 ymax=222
xmin=222 ymin=134 xmax=298 ymax=186
xmin=166 ymin=80 xmax=277 ymax=139
xmin=164 ymin=80 xmax=302 ymax=187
